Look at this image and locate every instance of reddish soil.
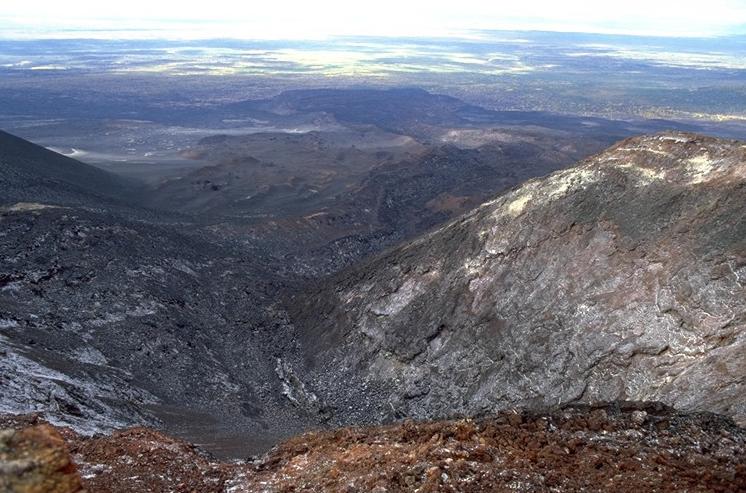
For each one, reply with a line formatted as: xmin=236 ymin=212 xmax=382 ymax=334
xmin=0 ymin=414 xmax=237 ymax=493
xmin=2 ymin=403 xmax=745 ymax=492
xmin=236 ymin=403 xmax=746 ymax=492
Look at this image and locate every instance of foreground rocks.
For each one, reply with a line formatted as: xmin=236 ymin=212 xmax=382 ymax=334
xmin=0 ymin=414 xmax=235 ymax=493
xmin=237 ymin=402 xmax=746 ymax=492
xmin=0 ymin=421 xmax=83 ymax=493
xmin=2 ymin=404 xmax=745 ymax=492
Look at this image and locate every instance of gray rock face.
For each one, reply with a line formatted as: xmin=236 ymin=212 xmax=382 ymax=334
xmin=0 ymin=203 xmax=325 ymax=453
xmin=292 ymin=132 xmax=746 ymax=426
xmin=2 ymin=129 xmax=744 ymax=458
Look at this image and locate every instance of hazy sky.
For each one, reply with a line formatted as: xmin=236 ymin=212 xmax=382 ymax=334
xmin=1 ymin=0 xmax=745 ymax=39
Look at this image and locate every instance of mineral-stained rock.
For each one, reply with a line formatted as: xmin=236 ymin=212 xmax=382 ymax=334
xmin=0 ymin=422 xmax=84 ymax=493
xmin=3 ymin=405 xmax=745 ymax=493
xmin=230 ymin=402 xmax=746 ymax=492
xmin=0 ymin=414 xmax=237 ymax=493
xmin=67 ymin=427 xmax=235 ymax=493
xmin=290 ymin=132 xmax=746 ymax=427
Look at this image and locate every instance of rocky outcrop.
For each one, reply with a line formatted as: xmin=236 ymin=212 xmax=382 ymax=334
xmin=233 ymin=402 xmax=746 ymax=493
xmin=4 ymin=405 xmax=745 ymax=493
xmin=291 ymin=132 xmax=746 ymax=427
xmin=0 ymin=421 xmax=84 ymax=493
xmin=0 ymin=414 xmax=235 ymax=493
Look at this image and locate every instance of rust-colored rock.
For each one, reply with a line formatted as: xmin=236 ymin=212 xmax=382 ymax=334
xmin=2 ymin=404 xmax=746 ymax=492
xmin=0 ymin=414 xmax=237 ymax=493
xmin=232 ymin=403 xmax=746 ymax=492
xmin=68 ymin=427 xmax=236 ymax=493
xmin=0 ymin=423 xmax=84 ymax=493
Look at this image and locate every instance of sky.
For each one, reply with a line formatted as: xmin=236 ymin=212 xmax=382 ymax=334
xmin=1 ymin=0 xmax=746 ymax=39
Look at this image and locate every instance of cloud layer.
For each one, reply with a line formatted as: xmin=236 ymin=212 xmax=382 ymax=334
xmin=1 ymin=0 xmax=746 ymax=39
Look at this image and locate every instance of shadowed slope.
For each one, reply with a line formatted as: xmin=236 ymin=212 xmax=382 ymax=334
xmin=0 ymin=130 xmax=144 ymax=207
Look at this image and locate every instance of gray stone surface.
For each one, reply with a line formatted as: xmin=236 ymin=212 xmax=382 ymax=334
xmin=292 ymin=132 xmax=746 ymax=427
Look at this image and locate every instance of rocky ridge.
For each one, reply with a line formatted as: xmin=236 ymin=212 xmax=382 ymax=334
xmin=291 ymin=132 xmax=746 ymax=428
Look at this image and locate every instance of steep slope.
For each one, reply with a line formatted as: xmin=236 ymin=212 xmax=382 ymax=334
xmin=0 ymin=201 xmax=334 ymax=457
xmin=0 ymin=133 xmax=325 ymax=457
xmin=0 ymin=130 xmax=143 ymax=207
xmin=290 ymin=132 xmax=746 ymax=426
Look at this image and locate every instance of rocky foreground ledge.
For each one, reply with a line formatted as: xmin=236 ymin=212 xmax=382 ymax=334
xmin=2 ymin=403 xmax=744 ymax=492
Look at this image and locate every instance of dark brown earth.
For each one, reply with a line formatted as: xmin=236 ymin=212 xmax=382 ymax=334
xmin=0 ymin=414 xmax=237 ymax=493
xmin=2 ymin=403 xmax=745 ymax=492
xmin=236 ymin=402 xmax=746 ymax=493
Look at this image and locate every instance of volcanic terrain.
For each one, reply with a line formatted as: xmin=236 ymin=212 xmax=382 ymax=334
xmin=0 ymin=107 xmax=744 ymax=488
